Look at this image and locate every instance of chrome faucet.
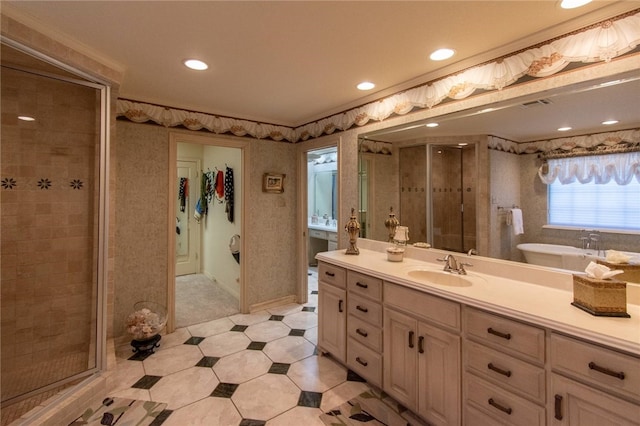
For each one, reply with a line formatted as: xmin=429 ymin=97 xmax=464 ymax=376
xmin=437 ymin=254 xmax=472 ymax=275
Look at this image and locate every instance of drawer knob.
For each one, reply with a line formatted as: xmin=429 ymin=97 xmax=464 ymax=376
xmin=356 ymin=328 xmax=368 ymax=338
xmin=488 ymin=362 xmax=512 ymax=378
xmin=356 ymin=282 xmax=369 ymax=289
xmin=356 ymin=357 xmax=368 ymax=367
xmin=488 ymin=398 xmax=512 ymax=415
xmin=588 ymin=361 xmax=625 ymax=380
xmin=487 ymin=327 xmax=511 ymax=340
xmin=356 ymin=305 xmax=369 ymax=313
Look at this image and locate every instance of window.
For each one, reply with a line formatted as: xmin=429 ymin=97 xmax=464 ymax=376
xmin=541 ymin=152 xmax=640 ymax=231
xmin=548 ymin=179 xmax=640 ymax=230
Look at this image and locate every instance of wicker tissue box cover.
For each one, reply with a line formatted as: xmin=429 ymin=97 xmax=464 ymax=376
xmin=572 ymin=274 xmax=629 ymax=318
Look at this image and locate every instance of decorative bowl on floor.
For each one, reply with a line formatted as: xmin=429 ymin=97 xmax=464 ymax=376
xmin=126 ymin=301 xmax=167 ymax=354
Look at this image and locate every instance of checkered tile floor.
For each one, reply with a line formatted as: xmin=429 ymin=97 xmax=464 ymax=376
xmin=107 ymin=270 xmax=369 ymax=425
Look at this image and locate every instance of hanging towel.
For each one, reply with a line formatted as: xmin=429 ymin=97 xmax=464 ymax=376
xmin=225 ymin=166 xmax=234 ymax=222
xmin=510 ymin=208 xmax=524 ymax=235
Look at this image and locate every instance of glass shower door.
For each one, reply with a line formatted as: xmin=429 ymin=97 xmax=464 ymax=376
xmin=1 ymin=44 xmax=103 ymax=411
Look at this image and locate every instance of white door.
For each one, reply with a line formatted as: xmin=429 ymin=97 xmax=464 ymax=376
xmin=176 ymin=160 xmax=200 ymax=276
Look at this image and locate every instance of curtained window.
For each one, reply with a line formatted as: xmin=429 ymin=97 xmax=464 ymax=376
xmin=540 ymin=152 xmax=640 ymax=231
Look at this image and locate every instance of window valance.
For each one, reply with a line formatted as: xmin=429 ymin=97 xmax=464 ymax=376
xmin=539 ymin=151 xmax=640 ymax=185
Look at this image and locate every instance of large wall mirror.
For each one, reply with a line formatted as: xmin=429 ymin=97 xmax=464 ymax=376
xmin=358 ymin=68 xmax=640 ymax=266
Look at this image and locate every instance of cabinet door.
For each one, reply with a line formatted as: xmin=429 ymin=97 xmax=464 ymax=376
xmin=383 ymin=308 xmax=418 ymax=409
xmin=551 ymin=374 xmax=640 ymax=426
xmin=318 ymin=282 xmax=346 ymax=362
xmin=418 ymin=321 xmax=461 ymax=426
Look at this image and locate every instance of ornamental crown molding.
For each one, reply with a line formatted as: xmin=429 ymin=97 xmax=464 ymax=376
xmin=117 ymin=10 xmax=640 ymax=144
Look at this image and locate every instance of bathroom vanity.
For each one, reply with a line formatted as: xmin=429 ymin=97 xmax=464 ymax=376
xmin=316 ymin=242 xmax=640 ymax=426
xmin=308 ymin=222 xmax=337 ymax=266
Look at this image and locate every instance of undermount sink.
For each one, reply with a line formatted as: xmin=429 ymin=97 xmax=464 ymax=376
xmin=406 ymin=269 xmax=475 ymax=287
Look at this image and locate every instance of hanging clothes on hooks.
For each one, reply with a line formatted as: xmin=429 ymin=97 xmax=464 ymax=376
xmin=214 ymin=169 xmax=225 ymax=203
xmin=225 ymin=166 xmax=234 ymax=222
xmin=178 ymin=177 xmax=188 ymax=212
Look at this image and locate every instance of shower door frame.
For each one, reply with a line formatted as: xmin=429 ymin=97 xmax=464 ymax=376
xmin=0 ymin=37 xmax=110 ymax=405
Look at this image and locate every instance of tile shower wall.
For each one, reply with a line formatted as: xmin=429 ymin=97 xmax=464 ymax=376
xmin=1 ymin=66 xmax=100 ymax=403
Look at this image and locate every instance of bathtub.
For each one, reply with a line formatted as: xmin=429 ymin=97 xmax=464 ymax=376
xmin=516 ymin=243 xmax=640 ymax=272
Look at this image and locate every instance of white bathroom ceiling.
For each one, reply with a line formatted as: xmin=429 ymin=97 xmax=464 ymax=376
xmin=2 ymin=1 xmax=638 ymax=132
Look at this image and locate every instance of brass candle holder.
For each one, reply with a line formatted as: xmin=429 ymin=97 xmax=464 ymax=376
xmin=345 ymin=207 xmax=360 ymax=255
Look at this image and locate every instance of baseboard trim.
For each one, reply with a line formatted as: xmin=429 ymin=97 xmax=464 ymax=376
xmin=249 ymin=295 xmax=296 ymax=313
xmin=203 ymin=270 xmax=240 ymax=300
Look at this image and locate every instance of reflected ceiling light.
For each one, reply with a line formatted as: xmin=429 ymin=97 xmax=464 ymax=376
xmin=458 ymin=143 xmax=468 ymax=146
xmin=425 ymin=122 xmax=439 ymax=128
xmin=558 ymin=126 xmax=572 ymax=132
xmin=599 ymin=79 xmax=621 ymax=87
xmin=183 ymin=59 xmax=208 ymax=70
xmin=357 ymin=81 xmax=375 ymax=91
xmin=18 ymin=115 xmax=35 ymax=121
xmin=560 ymin=0 xmax=592 ymax=9
xmin=429 ymin=48 xmax=455 ymax=61
xmin=602 ymin=120 xmax=619 ymax=125
xmin=479 ymin=108 xmax=495 ymax=113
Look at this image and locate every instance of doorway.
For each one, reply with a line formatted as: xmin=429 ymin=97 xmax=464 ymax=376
xmin=300 ymin=144 xmax=339 ymax=304
xmin=168 ymin=134 xmax=249 ymax=331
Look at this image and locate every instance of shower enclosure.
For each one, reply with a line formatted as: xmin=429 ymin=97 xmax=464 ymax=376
xmin=1 ymin=41 xmax=108 ymax=418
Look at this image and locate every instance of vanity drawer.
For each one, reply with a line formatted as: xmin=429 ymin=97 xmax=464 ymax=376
xmin=464 ymin=308 xmax=545 ymax=365
xmin=348 ymin=293 xmax=382 ymax=327
xmin=309 ymin=229 xmax=327 ymax=240
xmin=328 ymin=232 xmax=338 ymax=242
xmin=347 ymin=271 xmax=382 ymax=301
xmin=347 ymin=338 xmax=382 ymax=387
xmin=550 ymin=333 xmax=640 ymax=401
xmin=348 ymin=314 xmax=382 ymax=352
xmin=465 ymin=374 xmax=545 ymax=426
xmin=384 ymin=282 xmax=460 ymax=331
xmin=318 ymin=262 xmax=346 ymax=289
xmin=464 ymin=340 xmax=545 ymax=403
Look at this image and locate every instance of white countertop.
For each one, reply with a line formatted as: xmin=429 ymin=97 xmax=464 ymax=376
xmin=308 ymin=223 xmax=338 ymax=233
xmin=316 ymin=248 xmax=640 ymax=356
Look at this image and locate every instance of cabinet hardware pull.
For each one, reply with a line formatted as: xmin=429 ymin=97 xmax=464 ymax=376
xmin=488 ymin=398 xmax=512 ymax=415
xmin=488 ymin=363 xmax=512 ymax=377
xmin=408 ymin=331 xmax=415 ymax=348
xmin=338 ymin=300 xmax=343 ymax=313
xmin=487 ymin=327 xmax=511 ymax=340
xmin=356 ymin=305 xmax=369 ymax=313
xmin=554 ymin=394 xmax=563 ymax=420
xmin=356 ymin=282 xmax=368 ymax=288
xmin=418 ymin=336 xmax=425 ymax=354
xmin=356 ymin=328 xmax=368 ymax=337
xmin=356 ymin=357 xmax=368 ymax=367
xmin=588 ymin=362 xmax=625 ymax=380
xmin=325 ymin=271 xmax=335 ymax=277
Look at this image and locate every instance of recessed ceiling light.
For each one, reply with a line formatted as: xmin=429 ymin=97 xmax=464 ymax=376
xmin=602 ymin=120 xmax=619 ymax=125
xmin=183 ymin=59 xmax=208 ymax=70
xmin=558 ymin=126 xmax=572 ymax=132
xmin=429 ymin=48 xmax=455 ymax=61
xmin=357 ymin=81 xmax=375 ymax=91
xmin=560 ymin=0 xmax=592 ymax=9
xmin=425 ymin=122 xmax=439 ymax=128
xmin=18 ymin=115 xmax=35 ymax=121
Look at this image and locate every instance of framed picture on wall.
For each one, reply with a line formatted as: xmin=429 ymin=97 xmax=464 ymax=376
xmin=262 ymin=173 xmax=286 ymax=193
